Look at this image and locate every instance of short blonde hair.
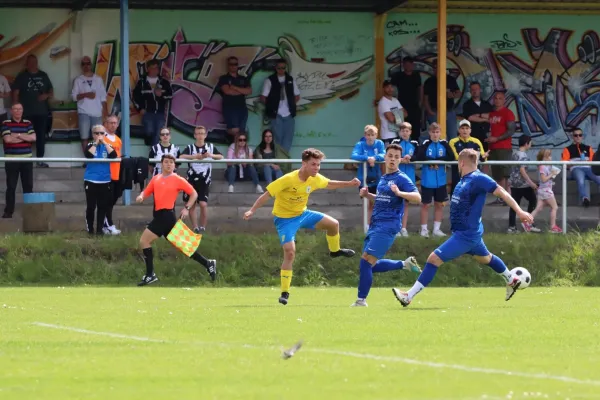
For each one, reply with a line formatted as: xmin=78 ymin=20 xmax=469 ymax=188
xmin=364 ymin=124 xmax=378 ymax=135
xmin=400 ymin=122 xmax=412 ymax=130
xmin=458 ymin=148 xmax=479 ymax=165
xmin=91 ymin=124 xmax=105 ymax=133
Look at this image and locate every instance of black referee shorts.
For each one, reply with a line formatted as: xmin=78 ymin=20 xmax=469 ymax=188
xmin=147 ymin=209 xmax=177 ymax=237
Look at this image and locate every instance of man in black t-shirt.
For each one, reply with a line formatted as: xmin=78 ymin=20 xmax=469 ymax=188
xmin=423 ymin=62 xmax=461 ymax=140
xmin=461 ymin=82 xmax=493 ymax=152
xmin=390 ymin=57 xmax=422 ymax=141
xmin=216 ymin=56 xmax=252 ymax=144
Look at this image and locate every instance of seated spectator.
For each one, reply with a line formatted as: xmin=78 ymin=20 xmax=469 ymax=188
xmin=561 ymin=128 xmax=600 ymax=207
xmin=148 ymin=128 xmax=180 ymax=177
xmin=350 ymin=124 xmax=385 ymax=223
xmin=448 ymin=120 xmax=489 ymax=194
xmin=254 ymin=129 xmax=284 ymax=185
xmin=226 ymin=132 xmax=263 ymax=193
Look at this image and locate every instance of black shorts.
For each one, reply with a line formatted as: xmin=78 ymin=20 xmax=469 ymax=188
xmin=359 ymin=185 xmax=377 ymax=194
xmin=421 ymin=186 xmax=448 ymax=204
xmin=183 ymin=178 xmax=210 ymax=203
xmin=147 ymin=209 xmax=177 ymax=237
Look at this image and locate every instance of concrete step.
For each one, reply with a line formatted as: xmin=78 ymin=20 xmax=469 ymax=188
xmin=1 ymin=203 xmax=598 ymax=234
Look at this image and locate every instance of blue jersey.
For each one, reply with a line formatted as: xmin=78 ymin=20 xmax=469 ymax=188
xmin=371 ymin=170 xmax=418 ymax=233
xmin=350 ymin=137 xmax=385 ymax=187
xmin=395 ymin=139 xmax=419 ymax=183
xmin=450 ymin=170 xmax=498 ymax=237
xmin=418 ymin=139 xmax=454 ymax=189
xmin=84 ymin=143 xmax=116 ymax=183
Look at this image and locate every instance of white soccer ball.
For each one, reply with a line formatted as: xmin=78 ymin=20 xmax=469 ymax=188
xmin=510 ymin=267 xmax=531 ymax=289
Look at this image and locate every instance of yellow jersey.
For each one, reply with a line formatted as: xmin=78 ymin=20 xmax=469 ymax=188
xmin=266 ymin=170 xmax=330 ymax=218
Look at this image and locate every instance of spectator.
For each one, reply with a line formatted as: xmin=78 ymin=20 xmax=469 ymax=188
xmin=487 ymin=91 xmax=516 ymax=205
xmin=461 ymin=82 xmax=493 ymax=152
xmin=84 ymin=125 xmax=117 ymax=235
xmin=133 ymin=59 xmax=173 ymax=146
xmin=531 ymin=149 xmax=562 ymax=233
xmin=391 ymin=122 xmax=419 ymax=237
xmin=12 ymin=54 xmax=53 ymax=167
xmin=226 ymin=132 xmax=262 ymax=193
xmin=180 ymin=126 xmax=223 ymax=233
xmin=448 ymin=120 xmax=488 ymax=194
xmin=1 ymin=103 xmax=36 ymax=219
xmin=417 ymin=122 xmax=454 ymax=237
xmin=508 ymin=135 xmax=540 ymax=233
xmin=72 ymin=56 xmax=108 ymax=163
xmin=0 ymin=72 xmax=11 ymax=121
xmin=260 ymin=58 xmax=300 ymax=154
xmin=102 ymin=115 xmax=123 ymax=235
xmin=350 ymin=124 xmax=385 ymax=222
xmin=378 ymin=80 xmax=406 ymax=145
xmin=390 ymin=57 xmax=423 ymax=141
xmin=149 ymin=128 xmax=180 ymax=177
xmin=423 ymin=61 xmax=460 ymax=140
xmin=561 ymin=128 xmax=600 ymax=207
xmin=254 ymin=129 xmax=284 ymax=185
xmin=216 ymin=56 xmax=252 ymax=143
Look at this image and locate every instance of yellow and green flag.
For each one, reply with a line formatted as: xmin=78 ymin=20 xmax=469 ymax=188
xmin=166 ymin=220 xmax=202 ymax=257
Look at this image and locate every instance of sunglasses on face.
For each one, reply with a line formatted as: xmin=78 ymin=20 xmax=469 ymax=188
xmin=573 ymin=134 xmax=583 ymax=137
xmin=160 ymin=133 xmax=170 ymax=137
xmin=92 ymin=131 xmax=104 ymax=135
xmin=238 ymin=138 xmax=247 ymax=142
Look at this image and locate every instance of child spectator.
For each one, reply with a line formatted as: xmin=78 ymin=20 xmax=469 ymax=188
xmin=226 ymin=132 xmax=263 ymax=193
xmin=508 ymin=135 xmax=541 ymax=233
xmin=531 ymin=149 xmax=562 ymax=233
xmin=180 ymin=126 xmax=223 ymax=233
xmin=417 ymin=123 xmax=454 ymax=237
xmin=350 ymin=124 xmax=385 ymax=223
xmin=391 ymin=122 xmax=419 ymax=236
xmin=254 ymin=129 xmax=283 ymax=185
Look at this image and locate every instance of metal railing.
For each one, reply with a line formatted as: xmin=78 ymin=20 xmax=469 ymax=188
xmin=2 ymin=157 xmax=600 ymax=234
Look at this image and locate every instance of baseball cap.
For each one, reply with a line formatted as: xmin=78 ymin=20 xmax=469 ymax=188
xmin=459 ymin=119 xmax=471 ymax=127
xmin=382 ymin=79 xmax=393 ymax=87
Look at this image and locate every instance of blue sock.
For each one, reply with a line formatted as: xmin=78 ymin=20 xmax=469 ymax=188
xmin=487 ymin=255 xmax=507 ymax=273
xmin=417 ymin=263 xmax=438 ymax=287
xmin=372 ymin=259 xmax=404 ymax=273
xmin=357 ymin=258 xmax=373 ymax=299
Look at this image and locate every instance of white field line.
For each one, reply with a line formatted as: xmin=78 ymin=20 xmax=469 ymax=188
xmin=32 ymin=322 xmax=600 ymax=387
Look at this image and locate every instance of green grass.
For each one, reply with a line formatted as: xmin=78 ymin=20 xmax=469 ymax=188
xmin=1 ymin=287 xmax=600 ymax=399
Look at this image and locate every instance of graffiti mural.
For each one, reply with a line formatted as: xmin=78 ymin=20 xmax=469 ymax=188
xmin=385 ymin=14 xmax=600 ymax=152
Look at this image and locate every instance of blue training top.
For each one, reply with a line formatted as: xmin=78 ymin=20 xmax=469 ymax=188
xmin=350 ymin=137 xmax=385 ymax=187
xmin=371 ymin=170 xmax=418 ymax=233
xmin=84 ymin=142 xmax=116 ymax=182
xmin=450 ymin=170 xmax=498 ymax=237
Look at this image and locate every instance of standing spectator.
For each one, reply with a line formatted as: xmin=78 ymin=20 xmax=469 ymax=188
xmin=72 ymin=56 xmax=108 ymax=162
xmin=508 ymin=135 xmax=540 ymax=233
xmin=102 ymin=115 xmax=123 ymax=235
xmin=0 ymin=72 xmax=11 ymax=121
xmin=417 ymin=123 xmax=454 ymax=237
xmin=423 ymin=62 xmax=460 ymax=140
xmin=216 ymin=56 xmax=252 ymax=143
xmin=254 ymin=129 xmax=284 ymax=185
xmin=12 ymin=54 xmax=53 ymax=167
xmin=448 ymin=120 xmax=488 ymax=194
xmin=84 ymin=125 xmax=117 ymax=235
xmin=180 ymin=126 xmax=223 ymax=233
xmin=390 ymin=57 xmax=423 ymax=141
xmin=133 ymin=60 xmax=173 ymax=146
xmin=391 ymin=122 xmax=419 ymax=237
xmin=260 ymin=59 xmax=300 ymax=154
xmin=378 ymin=80 xmax=406 ymax=145
xmin=1 ymin=103 xmax=36 ymax=218
xmin=531 ymin=149 xmax=562 ymax=233
xmin=561 ymin=128 xmax=600 ymax=207
xmin=350 ymin=125 xmax=385 ymax=223
xmin=226 ymin=132 xmax=262 ymax=193
xmin=461 ymin=82 xmax=493 ymax=151
xmin=149 ymin=128 xmax=180 ymax=177
xmin=487 ymin=92 xmax=516 ymax=205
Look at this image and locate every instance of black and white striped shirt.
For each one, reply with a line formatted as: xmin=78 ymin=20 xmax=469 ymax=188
xmin=149 ymin=143 xmax=180 ymax=176
xmin=181 ymin=143 xmax=222 ymax=184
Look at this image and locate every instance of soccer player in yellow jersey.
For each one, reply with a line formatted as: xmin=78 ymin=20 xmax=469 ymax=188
xmin=244 ymin=148 xmax=361 ymax=305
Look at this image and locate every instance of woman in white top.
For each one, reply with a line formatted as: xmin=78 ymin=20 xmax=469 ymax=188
xmin=226 ymin=132 xmax=263 ymax=193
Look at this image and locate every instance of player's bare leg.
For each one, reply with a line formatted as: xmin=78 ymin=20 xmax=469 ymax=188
xmin=189 ymin=203 xmax=199 ymax=231
xmin=314 ymin=215 xmax=356 ymax=258
xmin=198 ymin=201 xmax=208 ymax=232
xmin=279 ymin=241 xmax=295 ymax=305
xmin=138 ymin=228 xmax=160 ymax=286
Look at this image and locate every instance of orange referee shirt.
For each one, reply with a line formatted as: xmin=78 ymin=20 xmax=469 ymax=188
xmin=104 ymin=133 xmax=122 ymax=181
xmin=143 ymin=173 xmax=194 ymax=210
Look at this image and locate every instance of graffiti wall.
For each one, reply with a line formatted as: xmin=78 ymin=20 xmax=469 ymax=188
xmin=0 ymin=9 xmax=374 ymax=160
xmin=385 ymin=13 xmax=600 ymax=156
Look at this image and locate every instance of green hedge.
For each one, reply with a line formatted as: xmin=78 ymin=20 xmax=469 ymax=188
xmin=0 ymin=231 xmax=599 ymax=286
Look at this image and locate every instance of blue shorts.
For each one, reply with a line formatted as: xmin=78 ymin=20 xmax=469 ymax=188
xmin=274 ymin=210 xmax=325 ymax=245
xmin=434 ymin=234 xmax=490 ymax=262
xmin=362 ymin=227 xmax=397 ymax=259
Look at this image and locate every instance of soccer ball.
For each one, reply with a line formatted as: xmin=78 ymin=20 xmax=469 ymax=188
xmin=510 ymin=267 xmax=531 ymax=289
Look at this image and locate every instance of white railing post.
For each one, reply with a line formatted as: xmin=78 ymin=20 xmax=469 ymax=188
xmin=562 ymin=162 xmax=568 ymax=234
xmin=362 ymin=161 xmax=368 ymax=234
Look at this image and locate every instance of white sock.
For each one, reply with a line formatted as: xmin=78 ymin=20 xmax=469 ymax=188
xmin=407 ymin=281 xmax=425 ymax=300
xmin=500 ymin=269 xmax=512 ymax=283
xmin=421 ymin=224 xmax=428 ymax=231
xmin=433 ymin=221 xmax=441 ymax=231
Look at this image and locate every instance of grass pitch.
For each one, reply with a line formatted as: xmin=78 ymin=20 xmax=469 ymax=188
xmin=1 ymin=287 xmax=599 ymax=400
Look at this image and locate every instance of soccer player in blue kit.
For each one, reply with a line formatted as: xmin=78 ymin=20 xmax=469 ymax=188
xmin=351 ymin=143 xmax=422 ymax=307
xmin=392 ymin=148 xmax=534 ymax=306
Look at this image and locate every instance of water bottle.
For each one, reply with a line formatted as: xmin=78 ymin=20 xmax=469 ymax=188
xmin=580 ymin=151 xmax=586 ymax=161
